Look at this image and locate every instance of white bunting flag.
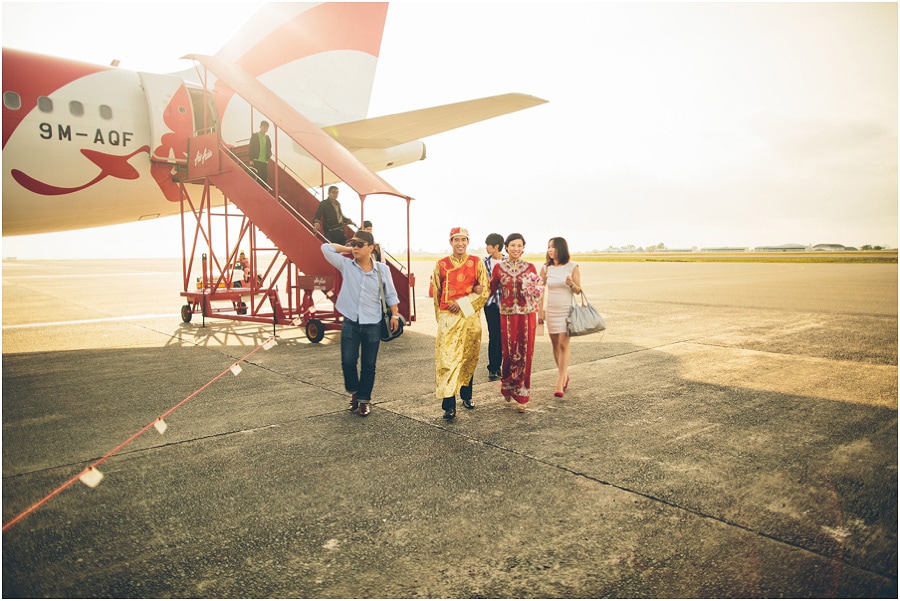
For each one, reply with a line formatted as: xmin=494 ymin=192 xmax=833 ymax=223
xmin=79 ymin=467 xmax=104 ymax=488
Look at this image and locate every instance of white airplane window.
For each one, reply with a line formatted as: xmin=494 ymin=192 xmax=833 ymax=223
xmin=38 ymin=96 xmax=53 ymax=113
xmin=99 ymin=105 xmax=113 ymax=120
xmin=69 ymin=100 xmax=84 ymax=117
xmin=3 ymin=91 xmax=21 ymax=110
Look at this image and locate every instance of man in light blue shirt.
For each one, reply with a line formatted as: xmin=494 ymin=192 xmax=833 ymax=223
xmin=322 ymin=230 xmax=400 ymax=416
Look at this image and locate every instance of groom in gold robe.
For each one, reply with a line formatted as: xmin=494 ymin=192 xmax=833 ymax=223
xmin=433 ymin=227 xmax=490 ymax=419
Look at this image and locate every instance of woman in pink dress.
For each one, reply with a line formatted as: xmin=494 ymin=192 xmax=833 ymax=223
xmin=489 ymin=233 xmax=544 ymax=412
xmin=538 ymin=237 xmax=582 ymax=397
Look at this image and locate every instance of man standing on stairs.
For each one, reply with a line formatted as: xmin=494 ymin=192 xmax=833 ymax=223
xmin=248 ymin=121 xmax=272 ymax=187
xmin=314 ymin=186 xmax=356 ymax=243
xmin=362 ymin=220 xmax=383 ymax=262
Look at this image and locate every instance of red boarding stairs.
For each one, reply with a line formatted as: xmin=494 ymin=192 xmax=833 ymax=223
xmin=175 ymin=55 xmax=416 ymax=342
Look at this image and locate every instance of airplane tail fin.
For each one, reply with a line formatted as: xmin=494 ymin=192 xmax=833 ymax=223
xmin=212 ymin=2 xmax=388 ymax=129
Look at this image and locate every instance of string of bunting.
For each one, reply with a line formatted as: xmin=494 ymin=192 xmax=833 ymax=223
xmin=2 ymin=336 xmax=279 ymax=533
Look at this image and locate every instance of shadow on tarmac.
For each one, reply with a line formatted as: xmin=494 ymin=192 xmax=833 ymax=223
xmin=3 ymin=324 xmax=896 ymax=597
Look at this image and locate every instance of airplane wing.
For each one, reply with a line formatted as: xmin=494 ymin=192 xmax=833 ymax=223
xmin=322 ymin=93 xmax=548 ymax=149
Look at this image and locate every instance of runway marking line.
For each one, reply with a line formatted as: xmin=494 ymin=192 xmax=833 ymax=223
xmin=3 ymin=314 xmax=179 ymax=330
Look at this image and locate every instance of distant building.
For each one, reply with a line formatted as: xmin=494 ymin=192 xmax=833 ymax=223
xmin=754 ymin=244 xmax=808 ymax=252
xmin=813 ymin=244 xmax=850 ymax=251
xmin=601 ymin=246 xmax=645 ymax=253
xmin=701 ymin=247 xmax=749 ymax=252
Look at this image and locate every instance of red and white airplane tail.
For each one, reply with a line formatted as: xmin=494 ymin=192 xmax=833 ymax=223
xmin=211 ymin=2 xmax=389 ymax=137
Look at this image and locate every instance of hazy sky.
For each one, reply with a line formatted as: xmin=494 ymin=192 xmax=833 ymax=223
xmin=2 ymin=1 xmax=897 ymax=258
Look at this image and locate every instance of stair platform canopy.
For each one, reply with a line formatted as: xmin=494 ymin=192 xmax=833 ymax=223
xmin=184 ymin=53 xmax=410 ymax=201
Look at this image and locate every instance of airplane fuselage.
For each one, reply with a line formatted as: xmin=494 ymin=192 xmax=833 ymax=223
xmin=2 ymin=48 xmax=424 ymax=236
xmin=3 ymin=50 xmax=164 ymax=234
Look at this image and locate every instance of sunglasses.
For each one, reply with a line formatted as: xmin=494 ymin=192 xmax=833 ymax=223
xmin=347 ymin=240 xmax=367 ymax=248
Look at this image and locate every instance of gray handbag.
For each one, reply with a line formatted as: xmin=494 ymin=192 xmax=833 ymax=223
xmin=567 ymin=291 xmax=606 ymax=336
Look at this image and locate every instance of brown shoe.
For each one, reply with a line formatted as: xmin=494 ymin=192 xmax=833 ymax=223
xmin=348 ymin=393 xmax=358 ymax=412
xmin=358 ymin=403 xmax=371 ymax=416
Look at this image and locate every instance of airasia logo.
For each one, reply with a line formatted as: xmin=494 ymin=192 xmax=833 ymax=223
xmin=193 ymin=146 xmax=213 ymax=166
xmin=187 ymin=132 xmax=220 ymax=179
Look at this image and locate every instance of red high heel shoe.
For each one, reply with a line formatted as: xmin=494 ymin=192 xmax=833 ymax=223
xmin=554 ymin=375 xmax=569 ymax=398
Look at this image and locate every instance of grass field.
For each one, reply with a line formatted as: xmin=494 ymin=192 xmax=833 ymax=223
xmin=409 ymin=251 xmax=897 ymax=264
xmin=567 ymin=251 xmax=898 ymax=264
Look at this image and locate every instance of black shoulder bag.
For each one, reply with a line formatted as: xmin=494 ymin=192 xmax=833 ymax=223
xmin=375 ymin=264 xmax=404 ymax=341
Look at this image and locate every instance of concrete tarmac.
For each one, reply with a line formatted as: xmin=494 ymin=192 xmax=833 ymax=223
xmin=2 ymin=258 xmax=897 ymax=597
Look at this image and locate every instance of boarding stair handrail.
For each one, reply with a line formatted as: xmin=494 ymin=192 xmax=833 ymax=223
xmin=220 ymin=144 xmax=320 ymax=234
xmin=210 ymin=143 xmax=414 ymax=321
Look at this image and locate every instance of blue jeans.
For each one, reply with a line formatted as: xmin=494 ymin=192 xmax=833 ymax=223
xmin=340 ymin=319 xmax=382 ymax=402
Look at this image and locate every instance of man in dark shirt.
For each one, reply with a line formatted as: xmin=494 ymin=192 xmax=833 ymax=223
xmin=248 ymin=121 xmax=272 ymax=186
xmin=362 ymin=220 xmax=383 ymax=262
xmin=314 ymin=186 xmax=354 ymax=243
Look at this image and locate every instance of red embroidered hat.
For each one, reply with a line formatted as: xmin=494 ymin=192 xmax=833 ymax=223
xmin=449 ymin=227 xmax=469 ymax=240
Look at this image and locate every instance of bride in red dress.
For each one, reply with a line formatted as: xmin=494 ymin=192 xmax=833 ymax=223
xmin=489 ymin=233 xmax=544 ymax=412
